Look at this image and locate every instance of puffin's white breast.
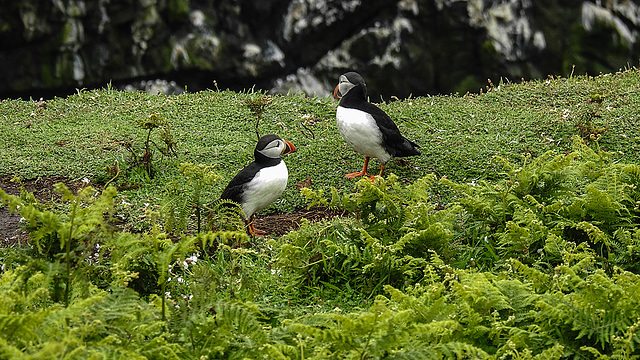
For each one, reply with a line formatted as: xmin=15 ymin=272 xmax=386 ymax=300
xmin=242 ymin=161 xmax=288 ymax=218
xmin=336 ymin=106 xmax=391 ymax=163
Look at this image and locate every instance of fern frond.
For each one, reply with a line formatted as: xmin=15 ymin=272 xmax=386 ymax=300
xmin=532 ymin=344 xmax=565 ymax=360
xmin=300 ymin=186 xmax=329 ymax=209
xmin=87 ymin=286 xmax=140 ymax=324
xmin=0 ymin=313 xmax=47 ymax=346
xmin=571 ymin=309 xmax=631 ymax=350
xmin=385 ymin=347 xmax=440 ymax=360
xmin=510 ymin=259 xmax=553 ymax=293
xmin=434 ymin=341 xmax=492 ymax=359
xmin=0 ymin=337 xmax=23 ymax=359
xmin=207 ymin=198 xmax=246 ymax=233
xmin=454 ymin=272 xmax=514 ymax=314
xmin=261 ymin=343 xmax=299 ymax=360
xmin=161 ymin=180 xmax=193 ymax=233
xmin=214 ymin=300 xmax=267 ymax=344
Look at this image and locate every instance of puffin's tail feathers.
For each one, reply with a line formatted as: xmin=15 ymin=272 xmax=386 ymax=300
xmin=394 ymin=137 xmax=421 ymax=157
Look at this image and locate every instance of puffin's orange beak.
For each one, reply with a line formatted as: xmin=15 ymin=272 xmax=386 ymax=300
xmin=283 ymin=140 xmax=296 ymax=155
xmin=333 ymin=84 xmax=341 ymax=99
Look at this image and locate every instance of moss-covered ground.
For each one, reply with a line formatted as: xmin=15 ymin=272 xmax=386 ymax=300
xmin=1 ymin=70 xmax=639 ymax=228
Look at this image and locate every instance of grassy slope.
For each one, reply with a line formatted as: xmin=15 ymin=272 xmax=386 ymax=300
xmin=1 ymin=71 xmax=640 ymax=221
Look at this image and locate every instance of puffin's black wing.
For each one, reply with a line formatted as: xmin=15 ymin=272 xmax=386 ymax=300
xmin=219 ymin=162 xmax=261 ymax=204
xmin=361 ymin=102 xmax=420 ymax=157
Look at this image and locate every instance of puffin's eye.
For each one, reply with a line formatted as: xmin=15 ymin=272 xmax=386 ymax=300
xmin=264 ymin=140 xmax=280 ymax=150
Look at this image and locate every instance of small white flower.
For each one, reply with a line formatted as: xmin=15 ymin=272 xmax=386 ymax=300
xmin=82 ymin=177 xmax=90 ymax=184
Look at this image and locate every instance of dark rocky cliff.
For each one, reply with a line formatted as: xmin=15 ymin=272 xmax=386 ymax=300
xmin=1 ymin=0 xmax=639 ymax=99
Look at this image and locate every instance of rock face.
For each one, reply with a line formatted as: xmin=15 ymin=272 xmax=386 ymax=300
xmin=1 ymin=0 xmax=640 ymax=99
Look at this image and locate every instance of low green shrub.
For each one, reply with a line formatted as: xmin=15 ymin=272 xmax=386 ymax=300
xmin=3 ymin=134 xmax=640 ymax=358
xmin=276 ymin=135 xmax=640 ymax=300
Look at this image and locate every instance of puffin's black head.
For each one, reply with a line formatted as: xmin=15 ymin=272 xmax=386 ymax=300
xmin=254 ymin=134 xmax=296 ymax=164
xmin=333 ymin=72 xmax=367 ymax=100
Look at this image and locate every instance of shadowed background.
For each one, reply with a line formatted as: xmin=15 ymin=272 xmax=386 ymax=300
xmin=2 ymin=0 xmax=639 ymax=100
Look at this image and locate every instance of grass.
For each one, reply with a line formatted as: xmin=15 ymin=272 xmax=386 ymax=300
xmin=3 ymin=70 xmax=640 ymax=358
xmin=1 ymin=70 xmax=640 ymax=225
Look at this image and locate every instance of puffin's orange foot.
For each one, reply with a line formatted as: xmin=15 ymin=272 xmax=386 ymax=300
xmin=247 ymin=222 xmax=266 ymax=237
xmin=345 ymin=171 xmax=367 ymax=179
xmin=345 ymin=171 xmax=376 ymax=181
xmin=347 ymin=157 xmax=375 ymax=180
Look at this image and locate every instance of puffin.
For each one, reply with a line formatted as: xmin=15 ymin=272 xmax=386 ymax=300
xmin=220 ymin=134 xmax=296 ymax=236
xmin=333 ymin=71 xmax=420 ymax=179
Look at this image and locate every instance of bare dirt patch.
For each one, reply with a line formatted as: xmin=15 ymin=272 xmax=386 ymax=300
xmin=1 ymin=176 xmax=344 ymax=248
xmin=252 ymin=207 xmax=346 ymax=236
xmin=1 ymin=176 xmax=91 ymax=248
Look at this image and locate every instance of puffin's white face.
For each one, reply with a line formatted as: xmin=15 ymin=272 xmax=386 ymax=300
xmin=257 ymin=138 xmax=289 ymax=159
xmin=337 ymin=75 xmax=356 ymax=97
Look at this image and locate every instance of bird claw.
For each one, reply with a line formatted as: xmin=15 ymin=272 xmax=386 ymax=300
xmin=251 ymin=229 xmax=266 ymax=237
xmin=247 ymin=222 xmax=266 ymax=237
xmin=345 ymin=171 xmax=376 ymax=181
xmin=344 ymin=171 xmax=366 ymax=179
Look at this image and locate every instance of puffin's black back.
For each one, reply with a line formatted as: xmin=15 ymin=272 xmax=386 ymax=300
xmin=219 ymin=162 xmax=261 ymax=204
xmin=339 ymin=72 xmax=420 ymax=158
xmin=219 ymin=135 xmax=283 ymax=204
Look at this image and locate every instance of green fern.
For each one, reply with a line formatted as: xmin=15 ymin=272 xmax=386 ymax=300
xmin=174 ymin=299 xmax=269 ymax=358
xmin=162 ymin=162 xmax=221 ymax=234
xmin=285 ymin=173 xmax=462 ymax=296
xmin=1 ymin=183 xmax=118 ymax=307
xmin=533 ymin=263 xmax=640 ymax=357
xmin=442 ymin=135 xmax=640 ymax=272
xmin=206 ymin=198 xmax=246 ymax=235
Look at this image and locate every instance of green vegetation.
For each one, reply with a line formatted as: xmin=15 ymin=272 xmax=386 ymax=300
xmin=2 ymin=69 xmax=640 ymax=358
